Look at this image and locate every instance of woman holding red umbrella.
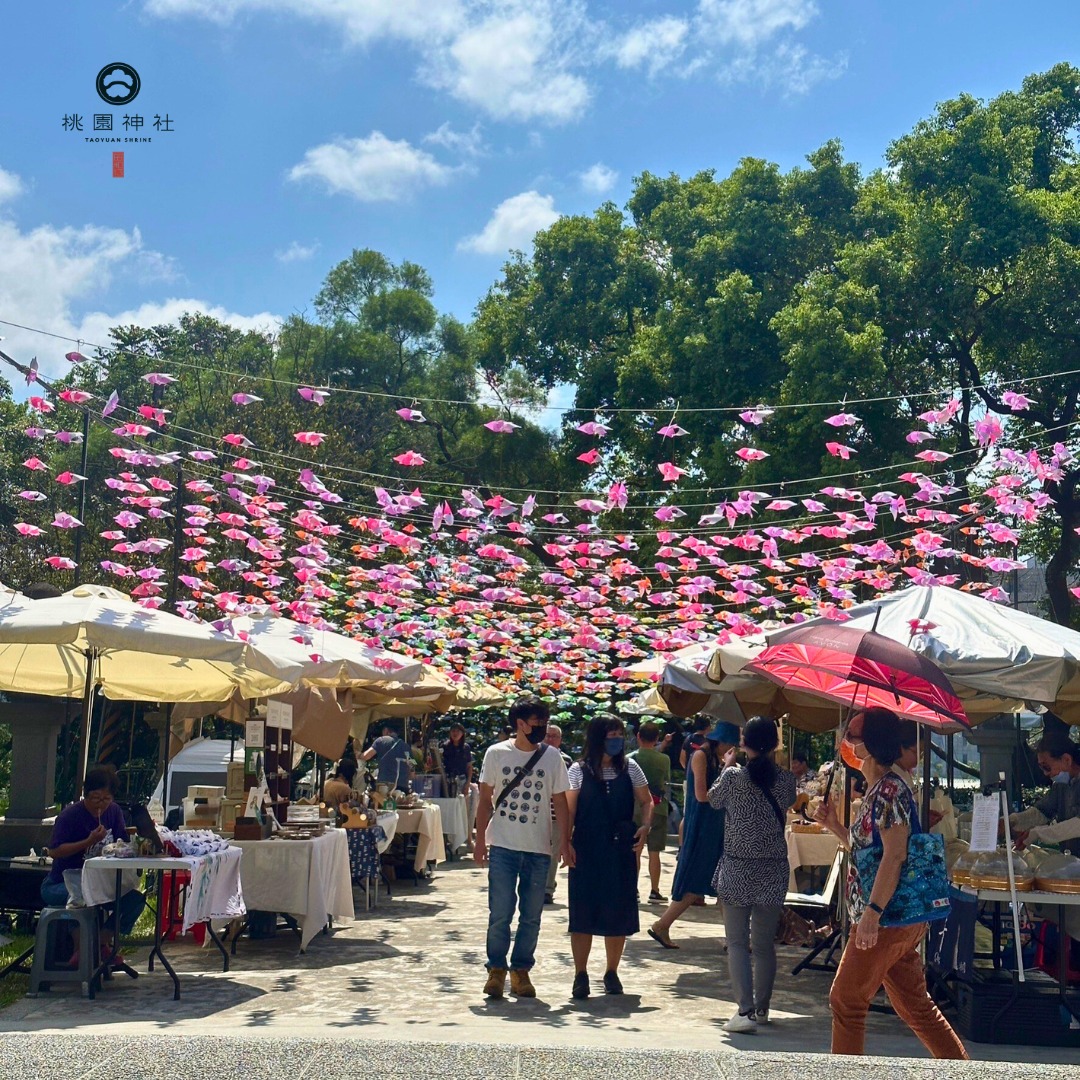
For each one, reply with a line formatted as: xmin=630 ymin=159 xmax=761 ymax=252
xmin=815 ymin=707 xmax=968 ymax=1058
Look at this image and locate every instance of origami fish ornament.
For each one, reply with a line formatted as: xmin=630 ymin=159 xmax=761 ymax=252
xmin=658 ymin=462 xmax=687 ymax=481
xmin=222 ymin=433 xmax=253 ymax=448
xmin=297 ymin=386 xmax=330 ymax=405
xmin=65 ymin=351 xmax=90 ymax=364
xmin=51 ymin=512 xmax=83 ymax=529
xmin=59 ymin=389 xmax=94 ymax=405
xmin=25 ymin=358 xmax=38 ymax=385
xmin=824 ymin=412 xmax=859 ymax=427
xmin=395 ymin=407 xmax=426 ymax=423
xmin=102 ymin=390 xmax=119 ymax=417
xmin=484 ymin=419 xmax=519 ymax=434
xmin=739 ymin=406 xmax=773 ymax=425
xmin=142 ymin=373 xmax=178 ymax=386
xmin=607 ymin=482 xmax=628 ymax=510
xmin=577 ymin=448 xmax=601 ymax=465
xmin=826 ymin=442 xmax=856 ymax=459
xmin=23 ymin=457 xmax=47 ymax=471
xmin=575 ymin=421 xmax=609 ymax=436
xmin=54 ymin=472 xmax=87 ymax=485
xmin=736 ymin=448 xmax=769 ymax=462
xmin=974 ymin=416 xmax=1003 ymax=446
xmin=14 ymin=523 xmax=44 ymax=536
xmin=232 ymin=393 xmax=262 ymax=406
xmin=18 ymin=490 xmax=47 ymax=501
xmin=905 ymin=431 xmax=933 ymax=444
xmin=28 ymin=396 xmax=55 ymax=413
xmin=393 ymin=450 xmax=426 ymax=466
xmin=1001 ymin=391 xmax=1031 ymax=411
xmin=658 ymin=424 xmax=688 ymax=438
xmin=44 ymin=556 xmax=78 ymax=570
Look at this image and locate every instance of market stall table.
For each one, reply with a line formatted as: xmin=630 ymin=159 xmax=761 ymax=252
xmin=231 ymin=829 xmax=352 ymax=951
xmin=394 ymin=804 xmax=445 ymax=871
xmin=82 ymin=848 xmax=244 ymax=1000
xmin=786 ymin=825 xmax=839 ymax=891
xmin=428 ymin=795 xmax=469 ymax=853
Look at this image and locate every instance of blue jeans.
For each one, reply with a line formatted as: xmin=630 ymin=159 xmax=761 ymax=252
xmin=41 ymin=876 xmax=146 ymax=936
xmin=486 ymin=846 xmax=550 ymax=971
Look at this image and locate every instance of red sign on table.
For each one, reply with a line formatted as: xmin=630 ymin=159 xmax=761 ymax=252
xmin=112 ymin=152 xmax=124 ymax=178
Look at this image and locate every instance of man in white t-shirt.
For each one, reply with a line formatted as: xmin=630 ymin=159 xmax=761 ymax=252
xmin=475 ymin=695 xmax=571 ymax=1000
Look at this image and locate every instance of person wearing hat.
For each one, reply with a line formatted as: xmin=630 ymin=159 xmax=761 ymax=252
xmin=648 ymin=721 xmax=739 ymax=948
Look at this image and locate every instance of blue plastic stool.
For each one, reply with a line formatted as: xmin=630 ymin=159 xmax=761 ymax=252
xmin=28 ymin=906 xmax=101 ymax=999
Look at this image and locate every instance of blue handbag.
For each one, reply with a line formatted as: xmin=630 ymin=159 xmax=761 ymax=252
xmin=853 ymin=781 xmax=951 ymax=927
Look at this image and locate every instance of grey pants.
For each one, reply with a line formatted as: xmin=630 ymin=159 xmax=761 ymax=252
xmin=723 ymin=903 xmax=784 ymax=1015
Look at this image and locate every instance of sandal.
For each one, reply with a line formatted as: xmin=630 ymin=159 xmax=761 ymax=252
xmin=648 ymin=924 xmax=679 ymax=950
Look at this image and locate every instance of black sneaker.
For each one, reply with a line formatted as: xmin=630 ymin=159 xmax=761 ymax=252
xmin=572 ymin=971 xmax=590 ymax=999
xmin=543 ymin=893 xmax=554 ymax=905
xmin=648 ymin=890 xmax=668 ymax=903
xmin=603 ymin=969 xmax=624 ymax=995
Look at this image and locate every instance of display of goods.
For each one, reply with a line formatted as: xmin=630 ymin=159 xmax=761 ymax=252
xmin=969 ymin=850 xmax=1035 ymax=891
xmin=1033 ymin=853 xmax=1080 ymax=894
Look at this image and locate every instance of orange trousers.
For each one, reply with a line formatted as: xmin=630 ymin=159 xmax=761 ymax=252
xmin=829 ymin=921 xmax=969 ymax=1058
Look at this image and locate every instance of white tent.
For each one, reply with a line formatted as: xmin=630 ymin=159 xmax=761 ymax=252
xmin=151 ymin=736 xmax=244 ymax=812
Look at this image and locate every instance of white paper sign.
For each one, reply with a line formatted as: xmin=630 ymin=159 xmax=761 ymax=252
xmin=969 ymin=793 xmax=1000 ymax=852
xmin=245 ymin=719 xmax=265 ymax=748
xmin=266 ymin=699 xmax=293 ymax=730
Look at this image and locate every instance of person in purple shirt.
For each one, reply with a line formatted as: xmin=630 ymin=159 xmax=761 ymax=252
xmin=42 ymin=767 xmax=145 ymax=964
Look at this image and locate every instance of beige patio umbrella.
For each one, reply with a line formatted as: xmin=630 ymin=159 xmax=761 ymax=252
xmin=0 ymin=584 xmax=305 ymax=788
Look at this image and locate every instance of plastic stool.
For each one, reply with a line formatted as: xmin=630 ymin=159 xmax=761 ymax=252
xmin=159 ymin=871 xmax=207 ymax=945
xmin=28 ymin=906 xmax=101 ymax=999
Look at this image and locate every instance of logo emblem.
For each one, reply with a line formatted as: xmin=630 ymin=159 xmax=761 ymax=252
xmin=96 ymin=63 xmax=140 ymax=106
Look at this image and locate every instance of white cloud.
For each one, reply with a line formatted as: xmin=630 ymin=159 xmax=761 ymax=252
xmin=423 ymin=121 xmax=486 ymax=157
xmin=613 ymin=16 xmax=688 ymax=77
xmin=275 ymin=240 xmax=319 ymax=263
xmin=579 ymin=163 xmax=618 ymax=196
xmin=459 ymin=190 xmax=560 ymax=255
xmin=287 ymin=131 xmax=459 ymax=201
xmin=719 ymin=40 xmax=845 ymax=95
xmin=0 ymin=167 xmax=280 ymax=384
xmin=0 ymin=166 xmax=23 ymax=206
xmin=695 ymin=0 xmax=818 ymax=48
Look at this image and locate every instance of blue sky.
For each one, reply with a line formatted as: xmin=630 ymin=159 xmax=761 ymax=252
xmin=1 ymin=0 xmax=1077 ymax=391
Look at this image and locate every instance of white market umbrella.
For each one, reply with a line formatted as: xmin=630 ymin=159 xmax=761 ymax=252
xmin=0 ymin=584 xmax=305 ymax=787
xmin=224 ymin=612 xmax=423 ymax=688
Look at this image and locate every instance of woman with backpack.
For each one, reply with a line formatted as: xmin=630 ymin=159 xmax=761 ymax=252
xmin=708 ymin=716 xmax=796 ymax=1034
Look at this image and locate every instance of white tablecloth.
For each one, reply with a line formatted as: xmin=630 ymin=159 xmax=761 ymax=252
xmin=232 ymin=829 xmax=353 ymax=950
xmin=83 ymin=849 xmax=245 ymax=932
xmin=376 ymin=812 xmax=398 ymax=853
xmin=394 ymin=805 xmax=445 ymax=870
xmin=786 ymin=828 xmax=840 ymax=891
xmin=429 ymin=796 xmax=469 ymax=851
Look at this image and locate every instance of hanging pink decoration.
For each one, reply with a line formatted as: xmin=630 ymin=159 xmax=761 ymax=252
xmin=44 ymin=556 xmax=78 ymax=570
xmin=1001 ymin=391 xmax=1031 ymax=411
xmin=739 ymin=406 xmax=773 ymax=425
xmin=51 ymin=512 xmax=83 ymax=529
xmin=657 ymin=462 xmax=687 ymax=481
xmin=23 ymin=457 xmax=48 ymax=471
xmin=222 ymin=433 xmax=253 ymax=447
xmin=395 ymin=407 xmax=426 ymax=423
xmin=905 ymin=431 xmax=933 ymax=444
xmin=298 ymin=387 xmax=330 ymax=405
xmin=14 ymin=523 xmax=44 ymax=536
xmin=28 ymin=396 xmax=55 ymax=413
xmin=825 ymin=442 xmax=856 ymax=459
xmin=102 ymin=390 xmax=119 ymax=417
xmin=59 ymin=389 xmax=94 ymax=405
xmin=54 ymin=472 xmax=87 ymax=485
xmin=658 ymin=424 xmax=688 ymax=438
xmin=65 ymin=351 xmax=90 ymax=364
xmin=232 ymin=393 xmax=263 ymax=406
xmin=393 ymin=450 xmax=426 ymax=466
xmin=575 ymin=421 xmax=610 ymax=436
xmin=974 ymin=416 xmax=1003 ymax=446
xmin=484 ymin=419 xmax=519 ymax=434
xmin=577 ymin=448 xmax=601 ymax=465
xmin=824 ymin=412 xmax=859 ymax=427
xmin=25 ymin=358 xmax=38 ymax=384
xmin=142 ymin=373 xmax=178 ymax=386
xmin=736 ymin=447 xmax=769 ymax=462
xmin=18 ymin=490 xmax=47 ymax=501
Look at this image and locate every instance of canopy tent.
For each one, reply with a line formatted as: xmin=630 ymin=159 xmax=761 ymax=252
xmin=150 ymin=736 xmax=244 ymax=812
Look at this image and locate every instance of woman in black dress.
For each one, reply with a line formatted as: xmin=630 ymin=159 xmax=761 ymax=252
xmin=566 ymin=714 xmax=653 ymax=999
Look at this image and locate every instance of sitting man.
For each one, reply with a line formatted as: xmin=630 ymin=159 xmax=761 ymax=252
xmin=43 ymin=766 xmax=145 ymax=967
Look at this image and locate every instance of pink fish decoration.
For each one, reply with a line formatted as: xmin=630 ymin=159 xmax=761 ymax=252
xmin=15 ymin=523 xmax=44 ymax=536
xmin=607 ymin=482 xmax=628 ymax=509
xmin=739 ymin=407 xmax=773 ymax=425
xmin=28 ymin=396 xmax=55 ymax=413
xmin=1001 ymin=391 xmax=1031 ymax=411
xmin=484 ymin=419 xmax=519 ymax=434
xmin=393 ymin=451 xmax=426 ymax=466
xmin=65 ymin=351 xmax=90 ymax=364
xmin=294 ymin=431 xmax=327 ymax=446
xmin=59 ymin=389 xmax=93 ymax=405
xmin=658 ymin=424 xmax=688 ymax=438
xmin=658 ymin=461 xmax=687 ymax=481
xmin=575 ymin=499 xmax=607 ymax=513
xmin=824 ymin=412 xmax=858 ymax=427
xmin=395 ymin=407 xmax=426 ymax=423
xmin=51 ymin=512 xmax=83 ymax=529
xmin=23 ymin=457 xmax=47 ymax=471
xmin=53 ymin=431 xmax=83 ymax=444
xmin=766 ymin=499 xmax=795 ymax=510
xmin=102 ymin=390 xmax=119 ymax=417
xmin=905 ymin=431 xmax=933 ymax=444
xmin=18 ymin=490 xmax=47 ymax=501
xmin=575 ymin=421 xmax=609 ymax=436
xmin=577 ymin=448 xmax=601 ymax=465
xmin=736 ymin=448 xmax=769 ymax=462
xmin=974 ymin=416 xmax=1003 ymax=446
xmin=112 ymin=423 xmax=153 ymax=437
xmin=44 ymin=556 xmax=77 ymax=570
xmin=826 ymin=442 xmax=856 ymax=459
xmin=222 ymin=433 xmax=253 ymax=447
xmin=142 ymin=373 xmax=178 ymax=386
xmin=189 ymin=450 xmax=217 ymax=461
xmin=54 ymin=472 xmax=87 ymax=485
xmin=25 ymin=358 xmax=38 ymax=384
xmin=232 ymin=393 xmax=263 ymax=406
xmin=654 ymin=505 xmax=686 ymax=521
xmin=298 ymin=387 xmax=330 ymax=406
xmin=916 ymin=450 xmax=951 ymax=463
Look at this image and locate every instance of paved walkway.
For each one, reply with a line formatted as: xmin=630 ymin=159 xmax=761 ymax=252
xmin=0 ymin=852 xmax=1073 ymax=1075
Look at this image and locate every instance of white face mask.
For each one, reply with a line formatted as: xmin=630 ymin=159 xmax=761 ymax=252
xmin=1053 ymin=770 xmax=1070 ymax=784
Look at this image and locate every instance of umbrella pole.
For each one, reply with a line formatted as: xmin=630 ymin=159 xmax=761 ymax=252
xmin=998 ymin=771 xmax=1025 ymax=983
xmin=921 ymin=728 xmax=932 ymax=829
xmin=163 ymin=703 xmax=174 ymax=816
xmin=74 ymin=649 xmax=97 ymax=795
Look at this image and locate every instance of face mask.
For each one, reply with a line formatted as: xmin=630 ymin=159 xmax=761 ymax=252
xmin=525 ymin=726 xmax=547 ymax=745
xmin=605 ymin=737 xmax=625 ymax=757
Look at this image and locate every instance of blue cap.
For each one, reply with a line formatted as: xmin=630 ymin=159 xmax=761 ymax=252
xmin=706 ymin=722 xmax=740 ymax=744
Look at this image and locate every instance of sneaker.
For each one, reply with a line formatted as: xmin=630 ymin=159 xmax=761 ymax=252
xmin=755 ymin=1008 xmax=770 ymax=1024
xmin=602 ymin=969 xmax=623 ymax=995
xmin=484 ymin=967 xmax=507 ymax=999
xmin=648 ymin=890 xmax=669 ymax=903
xmin=543 ymin=893 xmax=554 ymax=905
xmin=510 ymin=969 xmax=535 ymax=998
xmin=724 ymin=1012 xmax=758 ymax=1034
xmin=571 ymin=971 xmax=590 ymax=1000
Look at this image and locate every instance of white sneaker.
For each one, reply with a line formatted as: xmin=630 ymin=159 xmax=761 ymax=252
xmin=755 ymin=1009 xmax=770 ymax=1024
xmin=724 ymin=1012 xmax=758 ymax=1034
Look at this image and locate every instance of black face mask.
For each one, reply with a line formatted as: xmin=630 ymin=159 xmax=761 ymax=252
xmin=524 ymin=726 xmax=547 ymax=745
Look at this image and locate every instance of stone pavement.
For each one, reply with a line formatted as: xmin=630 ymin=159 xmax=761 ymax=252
xmin=0 ymin=852 xmax=1073 ymax=1076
